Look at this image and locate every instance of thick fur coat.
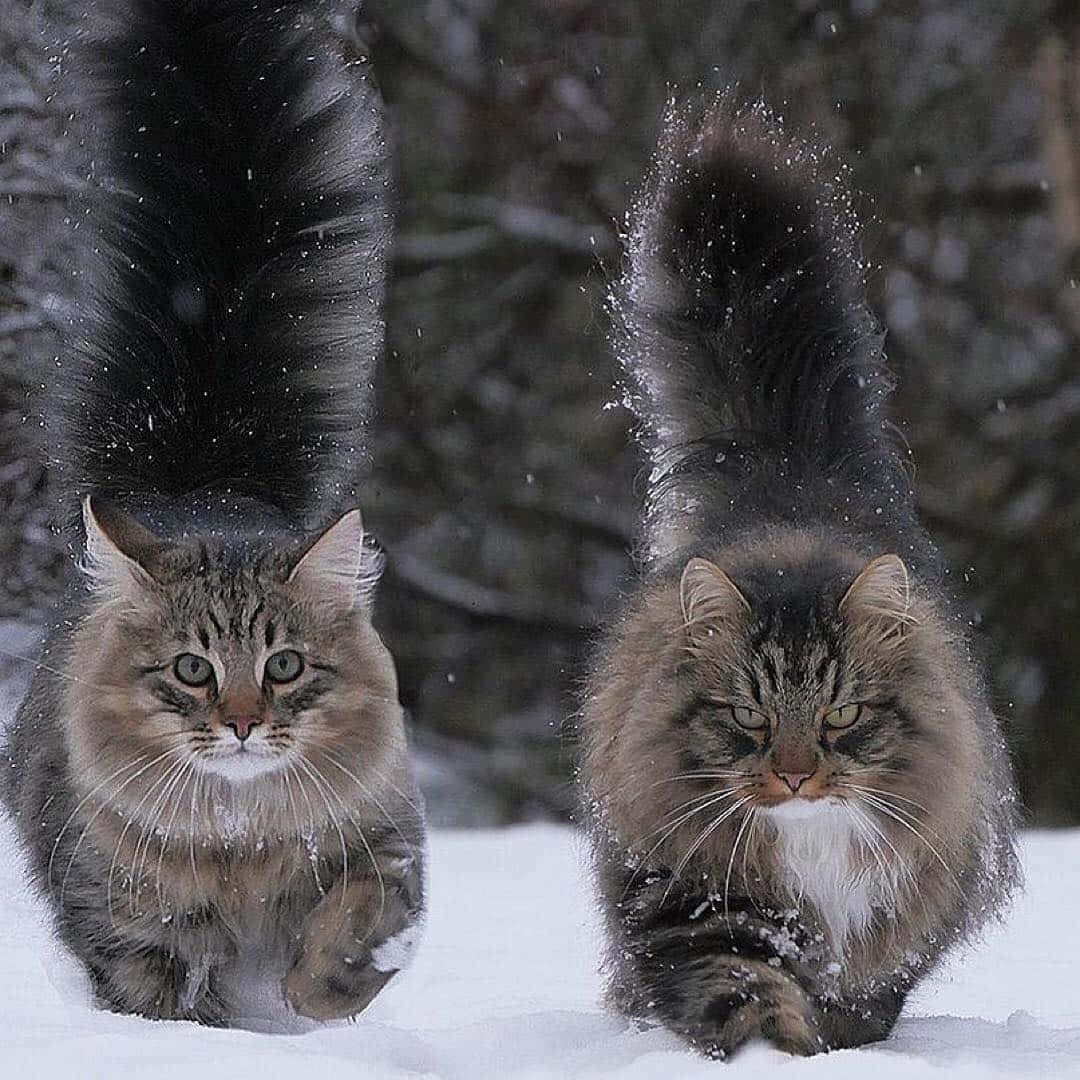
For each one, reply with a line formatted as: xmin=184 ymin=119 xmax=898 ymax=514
xmin=1 ymin=0 xmax=423 ymax=1029
xmin=580 ymin=96 xmax=1019 ymax=1057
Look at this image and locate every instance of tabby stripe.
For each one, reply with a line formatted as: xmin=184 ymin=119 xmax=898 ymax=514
xmin=150 ymin=678 xmax=199 ymax=717
xmin=246 ymin=600 xmax=265 ymax=639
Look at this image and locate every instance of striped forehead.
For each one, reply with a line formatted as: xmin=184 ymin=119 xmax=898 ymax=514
xmin=175 ymin=590 xmax=279 ymax=651
xmin=740 ymin=633 xmax=841 ymax=704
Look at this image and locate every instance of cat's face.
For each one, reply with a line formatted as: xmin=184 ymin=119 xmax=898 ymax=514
xmin=584 ymin=536 xmax=979 ymax=875
xmin=675 ymin=554 xmax=918 ymax=815
xmin=66 ymin=499 xmax=404 ymax=810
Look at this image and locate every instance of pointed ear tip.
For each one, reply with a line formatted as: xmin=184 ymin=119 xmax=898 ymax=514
xmin=681 ymin=556 xmax=718 ymax=580
xmin=83 ymin=494 xmax=122 ymax=531
xmin=333 ymin=506 xmax=365 ymax=532
xmin=82 ymin=494 xmax=111 ymax=541
xmin=679 ymin=556 xmax=750 ymax=616
xmin=872 ymin=553 xmax=909 ymax=582
xmin=680 ymin=558 xmax=705 ymax=596
xmin=841 ymin=552 xmax=912 ymax=615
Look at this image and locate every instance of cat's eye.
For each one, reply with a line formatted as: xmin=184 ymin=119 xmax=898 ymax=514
xmin=174 ymin=653 xmax=214 ymax=688
xmin=728 ymin=705 xmax=768 ymax=730
xmin=265 ymin=649 xmax=304 ymax=684
xmin=824 ymin=703 xmax=861 ymax=729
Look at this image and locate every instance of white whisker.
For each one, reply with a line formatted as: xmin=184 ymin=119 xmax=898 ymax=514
xmin=662 ymin=795 xmax=754 ymax=903
xmin=0 ymin=647 xmax=113 ymax=693
xmin=364 ymin=761 xmax=424 ymax=819
xmin=49 ymin=752 xmax=152 ymax=892
xmin=316 ymin=749 xmax=416 ymax=849
xmin=187 ymin=770 xmax=202 ymax=895
xmin=853 ymin=791 xmax=959 ymax=888
xmin=621 ymin=787 xmax=751 ymax=900
xmin=843 ymin=783 xmax=933 ymax=816
xmin=847 ymin=786 xmax=952 ymax=849
xmin=301 ymin=758 xmax=388 ymax=933
xmin=58 ymin=747 xmax=187 ymax=913
xmin=741 ymin=808 xmax=760 ymax=910
xmin=294 ymin=757 xmax=350 ymax=916
xmin=107 ymin=754 xmax=189 ymax=922
xmin=647 ymin=771 xmax=747 ymax=788
xmin=291 ymin=765 xmax=325 ymax=894
xmin=130 ymin=753 xmax=195 ymax=913
xmin=633 ymin=786 xmax=750 ymax=846
xmin=844 ymin=803 xmax=899 ymax=911
xmin=723 ymin=804 xmax=756 ymax=923
xmin=155 ymin=761 xmax=197 ymax=915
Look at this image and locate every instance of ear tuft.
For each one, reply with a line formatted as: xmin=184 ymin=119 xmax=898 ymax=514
xmin=839 ymin=553 xmax=914 ymax=644
xmin=81 ymin=496 xmax=161 ymax=600
xmin=287 ymin=508 xmax=383 ymax=611
xmin=680 ymin=557 xmax=750 ymax=642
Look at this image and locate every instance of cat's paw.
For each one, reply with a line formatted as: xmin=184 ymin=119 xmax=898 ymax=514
xmin=284 ymin=918 xmax=424 ymax=1020
xmin=692 ymin=988 xmax=822 ymax=1059
xmin=286 ymin=864 xmax=423 ymax=1020
xmin=284 ymin=951 xmax=394 ymax=1020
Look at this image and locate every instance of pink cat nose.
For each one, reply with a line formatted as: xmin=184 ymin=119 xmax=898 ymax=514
xmin=776 ymin=770 xmax=814 ymax=793
xmin=225 ymin=715 xmax=262 ymax=742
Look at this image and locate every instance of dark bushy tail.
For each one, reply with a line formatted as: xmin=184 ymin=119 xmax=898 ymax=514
xmin=52 ymin=0 xmax=389 ymax=525
xmin=614 ymin=95 xmax=906 ymax=547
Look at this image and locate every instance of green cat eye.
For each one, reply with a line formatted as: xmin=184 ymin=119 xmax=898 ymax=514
xmin=729 ymin=705 xmax=768 ymax=730
xmin=174 ymin=653 xmax=214 ymax=687
xmin=265 ymin=648 xmax=304 ymax=684
xmin=824 ymin=703 xmax=861 ymax=729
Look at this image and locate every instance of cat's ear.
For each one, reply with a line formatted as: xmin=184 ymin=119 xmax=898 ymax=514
xmin=680 ymin=557 xmax=750 ymax=644
xmin=81 ymin=496 xmax=163 ymax=598
xmin=840 ymin=553 xmax=914 ymax=643
xmin=287 ymin=508 xmax=383 ymax=611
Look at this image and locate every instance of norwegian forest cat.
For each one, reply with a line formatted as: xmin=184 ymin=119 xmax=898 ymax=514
xmin=0 ymin=0 xmax=425 ymax=1027
xmin=579 ymin=96 xmax=1020 ymax=1058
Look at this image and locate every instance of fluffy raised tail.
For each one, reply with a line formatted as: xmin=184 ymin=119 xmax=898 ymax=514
xmin=614 ymin=96 xmax=908 ymax=554
xmin=52 ymin=0 xmax=388 ymax=524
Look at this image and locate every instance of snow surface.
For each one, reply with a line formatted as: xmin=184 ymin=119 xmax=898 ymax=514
xmin=0 ymin=631 xmax=1077 ymax=1079
xmin=2 ymin=811 xmax=1079 ymax=1079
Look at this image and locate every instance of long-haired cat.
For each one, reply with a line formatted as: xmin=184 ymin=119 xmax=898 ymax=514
xmin=579 ymin=96 xmax=1020 ymax=1058
xmin=0 ymin=0 xmax=425 ymax=1027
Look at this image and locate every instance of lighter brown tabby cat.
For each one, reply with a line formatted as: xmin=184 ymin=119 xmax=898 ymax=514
xmin=1 ymin=0 xmax=425 ymax=1028
xmin=4 ymin=503 xmax=426 ymax=1029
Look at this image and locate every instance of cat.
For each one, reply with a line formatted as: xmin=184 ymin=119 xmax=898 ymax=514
xmin=0 ymin=0 xmax=425 ymax=1028
xmin=579 ymin=95 xmax=1020 ymax=1058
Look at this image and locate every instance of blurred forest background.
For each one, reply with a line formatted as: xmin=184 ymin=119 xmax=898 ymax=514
xmin=1 ymin=0 xmax=1077 ymax=825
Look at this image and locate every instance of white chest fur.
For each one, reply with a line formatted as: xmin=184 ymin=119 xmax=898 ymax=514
xmin=763 ymin=799 xmax=894 ymax=953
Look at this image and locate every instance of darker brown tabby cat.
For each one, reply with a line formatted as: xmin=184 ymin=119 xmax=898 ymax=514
xmin=580 ymin=96 xmax=1020 ymax=1058
xmin=0 ymin=0 xmax=424 ymax=1028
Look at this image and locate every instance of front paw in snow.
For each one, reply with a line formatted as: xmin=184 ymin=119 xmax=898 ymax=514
xmin=284 ymin=872 xmax=423 ymax=1021
xmin=284 ymin=948 xmax=397 ymax=1021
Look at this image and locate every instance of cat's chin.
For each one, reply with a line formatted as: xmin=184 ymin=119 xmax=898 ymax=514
xmin=762 ymin=795 xmax=845 ymax=822
xmin=197 ymin=750 xmax=286 ymax=783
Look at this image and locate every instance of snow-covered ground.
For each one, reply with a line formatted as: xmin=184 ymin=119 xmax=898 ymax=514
xmin=2 ymin=813 xmax=1079 ymax=1079
xmin=1 ymin=620 xmax=1077 ymax=1079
